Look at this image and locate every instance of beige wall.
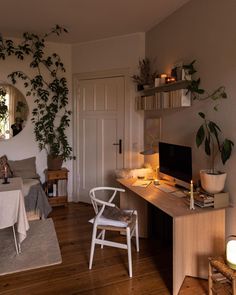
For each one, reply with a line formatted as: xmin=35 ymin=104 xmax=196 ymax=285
xmin=72 ymin=33 xmax=145 ymax=73
xmin=146 ymin=0 xmax=236 ymax=236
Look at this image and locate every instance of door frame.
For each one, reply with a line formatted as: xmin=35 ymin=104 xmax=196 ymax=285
xmin=72 ymin=68 xmax=137 ymax=202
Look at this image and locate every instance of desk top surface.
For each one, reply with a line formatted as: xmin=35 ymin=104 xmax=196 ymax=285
xmin=117 ymin=178 xmax=226 ymax=218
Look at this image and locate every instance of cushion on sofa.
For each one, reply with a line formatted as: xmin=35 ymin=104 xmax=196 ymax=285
xmin=8 ymin=157 xmax=39 ymax=179
xmin=0 ymin=155 xmax=13 ymax=178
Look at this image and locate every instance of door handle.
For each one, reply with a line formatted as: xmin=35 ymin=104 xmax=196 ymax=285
xmin=113 ymin=139 xmax=122 ymax=154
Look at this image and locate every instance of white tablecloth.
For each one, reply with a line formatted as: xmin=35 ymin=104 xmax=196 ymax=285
xmin=0 ymin=177 xmax=29 ymax=243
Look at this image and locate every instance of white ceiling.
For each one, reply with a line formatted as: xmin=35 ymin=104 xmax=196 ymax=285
xmin=0 ymin=0 xmax=190 ymax=44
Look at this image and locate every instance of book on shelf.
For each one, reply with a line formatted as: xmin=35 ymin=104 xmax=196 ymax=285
xmin=57 ymin=179 xmax=67 ymax=196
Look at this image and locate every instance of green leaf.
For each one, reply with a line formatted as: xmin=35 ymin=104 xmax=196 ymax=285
xmin=196 ymin=125 xmax=205 ymax=147
xmin=208 ymin=121 xmax=219 ymax=135
xmin=198 ymin=112 xmax=205 ymax=119
xmin=222 ymin=92 xmax=227 ymax=99
xmin=205 ymin=136 xmax=211 ymax=156
xmin=221 ymin=139 xmax=234 ymax=164
xmin=213 ymin=105 xmax=218 ymax=111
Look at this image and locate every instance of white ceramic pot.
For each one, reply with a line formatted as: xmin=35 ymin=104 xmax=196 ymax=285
xmin=200 ymin=169 xmax=227 ymax=194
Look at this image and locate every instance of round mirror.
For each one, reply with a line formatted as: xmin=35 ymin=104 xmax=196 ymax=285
xmin=0 ymin=84 xmax=29 ymax=140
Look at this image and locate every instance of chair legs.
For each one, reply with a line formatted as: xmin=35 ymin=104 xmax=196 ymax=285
xmin=89 ymin=214 xmax=139 ymax=278
xmin=126 ymin=227 xmax=132 ymax=277
xmin=101 ymin=230 xmax=105 ymax=249
xmin=89 ymin=226 xmax=97 ymax=269
xmin=134 ymin=210 xmax=139 ymax=252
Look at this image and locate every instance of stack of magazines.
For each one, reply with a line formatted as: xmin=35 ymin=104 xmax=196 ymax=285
xmin=193 ymin=193 xmax=214 ymax=208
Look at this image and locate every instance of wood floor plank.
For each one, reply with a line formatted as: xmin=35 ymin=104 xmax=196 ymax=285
xmin=0 ymin=203 xmax=208 ymax=295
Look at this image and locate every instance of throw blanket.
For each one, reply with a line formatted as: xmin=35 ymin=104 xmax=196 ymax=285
xmin=24 ymin=184 xmax=52 ymax=218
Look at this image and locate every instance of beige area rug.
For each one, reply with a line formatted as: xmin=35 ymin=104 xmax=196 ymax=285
xmin=0 ymin=218 xmax=62 ymax=276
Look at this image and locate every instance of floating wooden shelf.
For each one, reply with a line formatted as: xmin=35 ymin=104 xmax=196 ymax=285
xmin=136 ymin=80 xmax=191 ymax=111
xmin=140 ymin=80 xmax=190 ymax=97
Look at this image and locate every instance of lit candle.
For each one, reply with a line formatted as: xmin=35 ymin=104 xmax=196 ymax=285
xmin=190 ymin=180 xmax=193 ymax=197
xmin=154 ymin=179 xmax=159 ymax=186
xmin=227 ymin=236 xmax=236 ymax=270
xmin=190 ymin=180 xmax=195 ymax=210
xmin=160 ymin=73 xmax=167 ymax=84
xmin=4 ymin=165 xmax=7 ymax=178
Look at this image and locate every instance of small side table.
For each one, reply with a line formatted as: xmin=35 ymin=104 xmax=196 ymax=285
xmin=209 ymin=256 xmax=236 ymax=294
xmin=44 ymin=168 xmax=69 ymax=207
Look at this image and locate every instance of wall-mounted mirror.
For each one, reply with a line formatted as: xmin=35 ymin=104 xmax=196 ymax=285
xmin=0 ymin=84 xmax=29 ymax=140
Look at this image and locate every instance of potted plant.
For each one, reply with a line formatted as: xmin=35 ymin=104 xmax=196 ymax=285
xmin=0 ymin=25 xmax=72 ymax=170
xmin=196 ymin=112 xmax=234 ymax=194
xmin=132 ymin=58 xmax=158 ymax=90
xmin=181 ymin=60 xmax=234 ymax=193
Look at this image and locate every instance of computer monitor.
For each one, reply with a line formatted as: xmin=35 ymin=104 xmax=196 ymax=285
xmin=159 ymin=142 xmax=192 ymax=189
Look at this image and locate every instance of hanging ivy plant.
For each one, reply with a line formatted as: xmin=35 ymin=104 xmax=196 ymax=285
xmin=0 ymin=25 xmax=72 ymax=160
xmin=183 ymin=60 xmax=227 ymax=107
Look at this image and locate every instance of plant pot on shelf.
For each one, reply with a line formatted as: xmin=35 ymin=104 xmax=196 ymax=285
xmin=143 ymin=84 xmax=151 ymax=90
xmin=200 ymin=169 xmax=227 ymax=194
xmin=47 ymin=155 xmax=63 ymax=171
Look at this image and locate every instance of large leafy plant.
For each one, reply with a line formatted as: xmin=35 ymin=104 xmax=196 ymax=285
xmin=185 ymin=60 xmax=234 ymax=172
xmin=196 ymin=112 xmax=234 ymax=173
xmin=0 ymin=25 xmax=72 ymax=160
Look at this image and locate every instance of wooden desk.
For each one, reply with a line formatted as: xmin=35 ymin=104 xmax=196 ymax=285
xmin=117 ymin=178 xmax=226 ymax=295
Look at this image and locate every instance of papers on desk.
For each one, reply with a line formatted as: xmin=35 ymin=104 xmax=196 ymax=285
xmin=132 ymin=179 xmax=151 ymax=187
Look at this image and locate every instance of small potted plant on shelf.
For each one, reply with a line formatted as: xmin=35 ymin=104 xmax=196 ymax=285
xmin=132 ymin=58 xmax=158 ymax=90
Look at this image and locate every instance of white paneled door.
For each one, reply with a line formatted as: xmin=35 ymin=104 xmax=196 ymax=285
xmin=77 ymin=76 xmax=125 ymax=203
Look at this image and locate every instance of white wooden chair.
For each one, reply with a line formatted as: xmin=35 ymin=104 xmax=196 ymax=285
xmin=89 ymin=187 xmax=139 ymax=277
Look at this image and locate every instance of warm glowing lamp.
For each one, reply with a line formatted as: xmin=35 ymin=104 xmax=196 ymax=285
xmin=226 ymin=235 xmax=236 ymax=270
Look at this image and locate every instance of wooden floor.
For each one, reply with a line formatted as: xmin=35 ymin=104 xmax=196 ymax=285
xmin=0 ymin=203 xmax=208 ymax=295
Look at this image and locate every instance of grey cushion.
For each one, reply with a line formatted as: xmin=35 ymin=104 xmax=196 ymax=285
xmin=8 ymin=157 xmax=39 ymax=179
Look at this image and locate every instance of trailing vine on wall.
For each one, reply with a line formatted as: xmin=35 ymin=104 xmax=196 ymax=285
xmin=0 ymin=25 xmax=72 ymax=160
xmin=183 ymin=60 xmax=227 ymax=108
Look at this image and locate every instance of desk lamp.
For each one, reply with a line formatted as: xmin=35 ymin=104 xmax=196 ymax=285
xmin=226 ymin=235 xmax=236 ymax=270
xmin=140 ymin=145 xmax=159 ymax=179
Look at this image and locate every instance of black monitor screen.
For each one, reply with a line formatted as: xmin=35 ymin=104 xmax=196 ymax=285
xmin=159 ymin=142 xmax=192 ymax=183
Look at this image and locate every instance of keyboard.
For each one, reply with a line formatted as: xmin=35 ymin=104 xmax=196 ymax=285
xmin=156 ymin=184 xmax=177 ymax=193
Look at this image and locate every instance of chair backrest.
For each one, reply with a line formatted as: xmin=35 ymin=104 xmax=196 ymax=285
xmin=89 ymin=187 xmax=125 ymax=218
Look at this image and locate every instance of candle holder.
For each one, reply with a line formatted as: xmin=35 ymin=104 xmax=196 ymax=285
xmin=189 ymin=180 xmax=195 ymax=210
xmin=2 ymin=177 xmax=10 ymax=184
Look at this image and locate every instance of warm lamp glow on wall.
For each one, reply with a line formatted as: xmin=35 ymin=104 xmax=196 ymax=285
xmin=226 ymin=235 xmax=236 ymax=270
